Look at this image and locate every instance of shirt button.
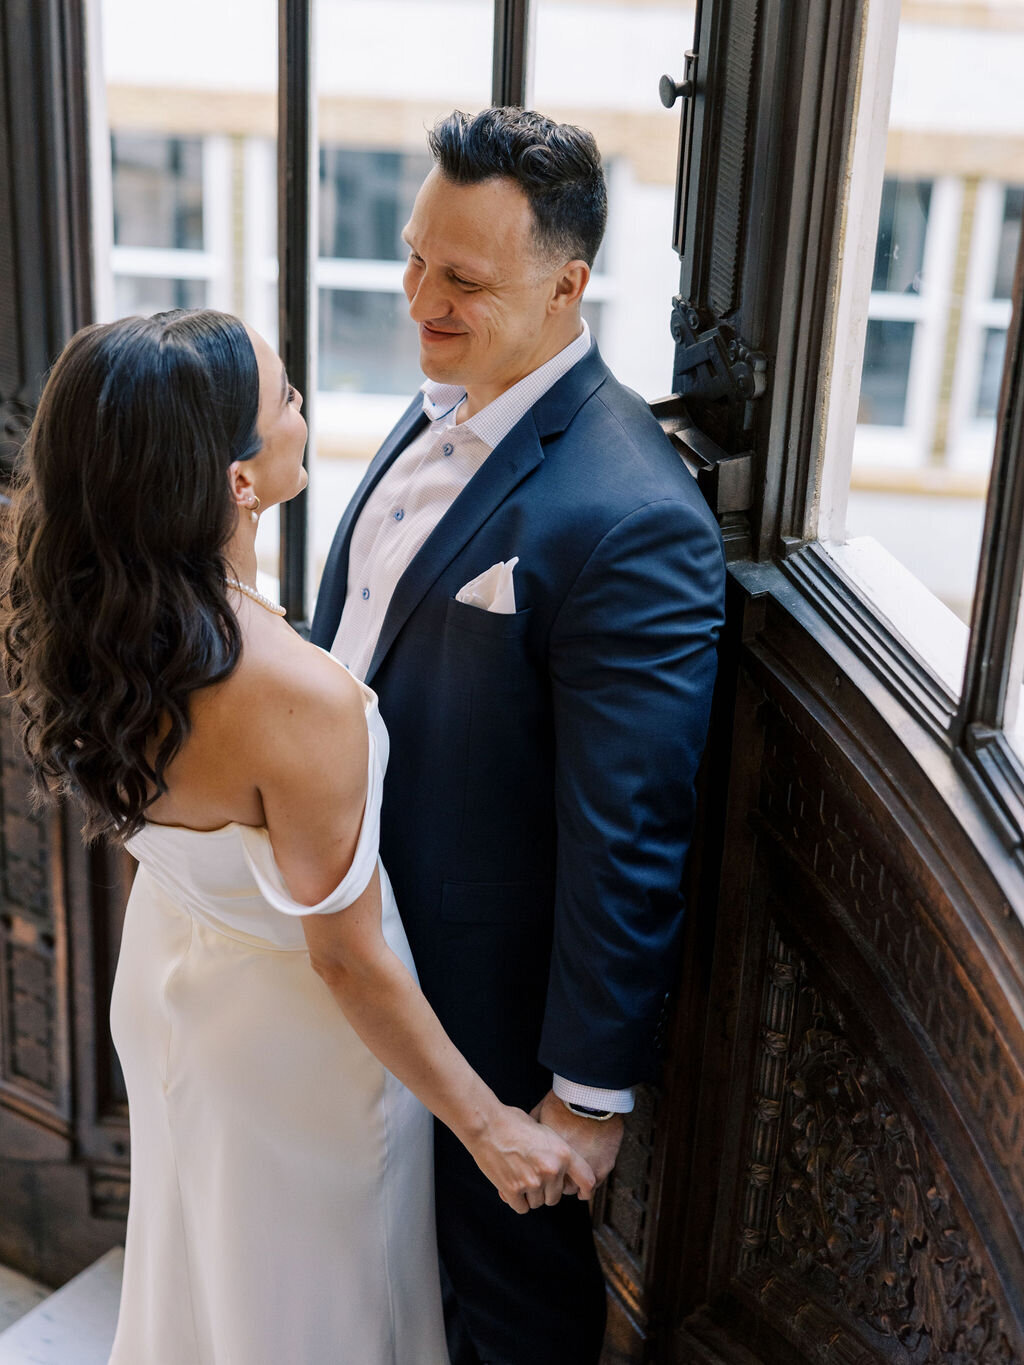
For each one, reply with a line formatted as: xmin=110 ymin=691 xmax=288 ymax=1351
xmin=361 ymin=587 xmax=370 ymax=600
xmin=442 ymin=442 xmax=454 ymax=457
xmin=394 ymin=508 xmax=405 ymax=521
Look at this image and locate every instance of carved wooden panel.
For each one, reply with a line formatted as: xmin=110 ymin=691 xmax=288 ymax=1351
xmin=734 ymin=916 xmax=1015 ymax=1364
xmin=597 ymin=1084 xmax=661 ymax=1357
xmin=0 ymin=0 xmax=130 ymax=1286
xmin=664 ymin=575 xmax=1024 ymax=1365
xmin=0 ymin=704 xmax=68 ymax=1130
xmin=755 ymin=679 xmax=1024 ymax=1228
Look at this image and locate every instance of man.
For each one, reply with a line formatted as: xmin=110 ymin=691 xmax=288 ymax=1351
xmin=311 ymin=107 xmax=725 ymax=1365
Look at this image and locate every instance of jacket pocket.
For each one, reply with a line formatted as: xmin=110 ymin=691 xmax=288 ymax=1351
xmin=445 ymin=597 xmax=533 ymax=639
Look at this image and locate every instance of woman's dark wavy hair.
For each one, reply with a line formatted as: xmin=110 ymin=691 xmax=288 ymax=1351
xmin=1 ymin=308 xmax=262 ymax=844
xmin=428 ymin=107 xmax=608 ymax=267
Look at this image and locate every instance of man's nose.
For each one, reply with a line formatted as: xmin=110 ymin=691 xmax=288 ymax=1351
xmin=406 ymin=267 xmax=451 ymax=323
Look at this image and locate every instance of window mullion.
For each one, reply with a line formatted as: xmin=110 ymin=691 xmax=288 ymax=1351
xmin=492 ymin=0 xmax=532 ymax=108
xmin=277 ymin=0 xmax=315 ymax=627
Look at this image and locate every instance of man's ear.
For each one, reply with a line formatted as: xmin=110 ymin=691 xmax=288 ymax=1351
xmin=550 ymin=260 xmax=590 ymax=313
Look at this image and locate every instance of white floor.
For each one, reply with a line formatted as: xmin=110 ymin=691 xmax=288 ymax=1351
xmin=0 ymin=1249 xmax=122 ymax=1365
xmin=0 ymin=1268 xmax=46 ymax=1334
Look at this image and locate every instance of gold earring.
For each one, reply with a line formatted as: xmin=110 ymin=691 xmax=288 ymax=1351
xmin=249 ymin=494 xmax=261 ymax=524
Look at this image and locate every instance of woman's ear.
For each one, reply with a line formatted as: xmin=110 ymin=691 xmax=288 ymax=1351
xmin=227 ymin=460 xmax=257 ymax=513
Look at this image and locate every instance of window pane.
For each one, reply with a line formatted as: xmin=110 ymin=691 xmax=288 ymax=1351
xmin=993 ymin=187 xmax=1023 ymax=300
xmin=857 ymin=320 xmax=915 ymax=427
xmin=111 ymin=133 xmax=203 ymax=250
xmin=820 ymin=7 xmax=1024 ymax=685
xmin=320 ymin=148 xmax=432 ymax=261
xmin=532 ymin=0 xmax=697 ymax=401
xmin=310 ymin=0 xmax=494 ymax=586
xmin=872 ymin=179 xmax=931 ymax=295
xmin=114 ymin=275 xmax=208 ymax=315
xmin=581 ymin=300 xmax=604 ymax=350
xmin=319 ymin=289 xmax=423 ymax=394
xmin=976 ymin=327 xmax=1008 ymax=419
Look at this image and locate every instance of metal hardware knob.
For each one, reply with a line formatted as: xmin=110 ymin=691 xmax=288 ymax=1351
xmin=659 ymin=73 xmax=693 ymax=109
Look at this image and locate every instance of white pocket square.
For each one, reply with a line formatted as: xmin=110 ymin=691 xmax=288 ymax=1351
xmin=455 ymin=556 xmax=519 ymax=614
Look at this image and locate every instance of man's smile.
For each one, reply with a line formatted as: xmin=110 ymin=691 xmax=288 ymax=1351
xmin=419 ymin=322 xmax=467 ymax=342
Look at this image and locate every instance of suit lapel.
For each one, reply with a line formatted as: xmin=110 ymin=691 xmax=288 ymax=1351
xmin=363 ymin=344 xmax=612 ymax=685
xmin=310 ymin=396 xmax=426 ymax=645
xmin=364 ymin=417 xmax=545 ymax=685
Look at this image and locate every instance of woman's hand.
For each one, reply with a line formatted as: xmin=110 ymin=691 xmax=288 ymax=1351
xmin=465 ymin=1106 xmax=596 ymax=1213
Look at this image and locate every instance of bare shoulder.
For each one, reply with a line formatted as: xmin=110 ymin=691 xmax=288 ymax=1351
xmin=246 ymin=628 xmax=363 ymax=725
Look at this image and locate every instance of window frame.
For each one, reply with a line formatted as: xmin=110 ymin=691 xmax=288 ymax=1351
xmin=666 ymin=0 xmax=1024 ymax=858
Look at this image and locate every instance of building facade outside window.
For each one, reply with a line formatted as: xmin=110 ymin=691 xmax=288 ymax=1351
xmin=110 ymin=132 xmax=232 ymax=319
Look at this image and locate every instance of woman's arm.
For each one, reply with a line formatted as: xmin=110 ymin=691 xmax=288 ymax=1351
xmin=301 ymin=872 xmax=594 ymax=1211
xmin=251 ymin=645 xmax=595 ymax=1211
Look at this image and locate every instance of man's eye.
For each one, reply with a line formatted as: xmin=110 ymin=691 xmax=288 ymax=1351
xmin=452 ymin=276 xmax=478 ymax=291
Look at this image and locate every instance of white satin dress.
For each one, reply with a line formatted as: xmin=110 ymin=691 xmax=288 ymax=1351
xmin=108 ymin=673 xmax=449 ymax=1365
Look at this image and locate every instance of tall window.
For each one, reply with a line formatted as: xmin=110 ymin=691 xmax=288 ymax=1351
xmin=823 ymin=7 xmax=1024 ymax=651
xmin=317 ymin=147 xmax=433 ymax=397
xmin=110 ymin=133 xmax=232 ymax=318
xmin=857 ymin=178 xmax=933 ymax=434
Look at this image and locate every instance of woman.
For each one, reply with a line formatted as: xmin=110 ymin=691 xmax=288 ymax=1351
xmin=1 ymin=309 xmax=594 ymax=1364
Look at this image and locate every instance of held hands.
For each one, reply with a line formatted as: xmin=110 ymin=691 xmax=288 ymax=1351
xmin=466 ymin=1104 xmax=597 ymax=1215
xmin=530 ymin=1090 xmax=624 ymax=1196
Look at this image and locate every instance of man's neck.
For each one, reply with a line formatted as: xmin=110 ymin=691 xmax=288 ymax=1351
xmin=459 ymin=321 xmax=584 ymax=421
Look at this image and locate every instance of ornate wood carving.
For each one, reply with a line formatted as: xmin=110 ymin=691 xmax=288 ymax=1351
xmin=0 ymin=1 xmax=132 ymax=1285
xmin=0 ymin=706 xmax=68 ymax=1129
xmin=594 ymin=1085 xmax=661 ymax=1359
xmin=736 ymin=919 xmax=1015 ymax=1364
xmin=597 ymin=1085 xmax=660 ymax=1272
xmin=755 ymin=683 xmax=1024 ymax=1225
xmin=662 ymin=570 xmax=1024 ymax=1365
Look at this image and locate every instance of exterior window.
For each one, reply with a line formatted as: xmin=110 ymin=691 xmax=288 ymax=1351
xmin=317 ymin=147 xmax=432 ymax=398
xmin=949 ymin=181 xmax=1021 ymax=465
xmin=856 ymin=179 xmax=931 ymax=429
xmin=976 ymin=326 xmax=1007 ymax=420
xmin=114 ymin=276 xmax=207 ymax=316
xmin=111 ymin=134 xmax=203 ymax=250
xmin=319 ymin=147 xmax=430 ymax=262
xmin=993 ymin=186 xmax=1024 ymax=299
xmin=107 ymin=132 xmax=232 ymax=322
xmin=858 ymin=319 xmax=916 ymax=427
xmin=319 ymin=287 xmax=424 ymax=396
xmin=820 ymin=7 xmax=1022 ymax=679
xmin=531 ymin=0 xmax=691 ymax=402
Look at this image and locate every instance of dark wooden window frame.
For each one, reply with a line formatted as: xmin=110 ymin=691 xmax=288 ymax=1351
xmin=663 ymin=0 xmax=1024 ymax=865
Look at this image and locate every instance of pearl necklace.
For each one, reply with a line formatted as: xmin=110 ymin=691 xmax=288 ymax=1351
xmin=225 ymin=576 xmax=287 ymax=617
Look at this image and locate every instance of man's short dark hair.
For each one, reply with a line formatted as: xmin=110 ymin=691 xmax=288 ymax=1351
xmin=427 ymin=107 xmax=608 ymax=268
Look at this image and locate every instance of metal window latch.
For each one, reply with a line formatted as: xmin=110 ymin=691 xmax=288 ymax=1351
xmin=660 ymin=49 xmax=696 ymax=108
xmin=659 ymin=72 xmax=693 ymax=108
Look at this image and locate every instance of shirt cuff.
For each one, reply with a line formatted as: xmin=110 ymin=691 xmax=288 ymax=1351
xmin=552 ymin=1075 xmax=635 ymax=1114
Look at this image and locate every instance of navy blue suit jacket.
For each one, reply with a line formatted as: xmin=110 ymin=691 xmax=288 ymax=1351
xmin=311 ymin=343 xmax=725 ymax=1106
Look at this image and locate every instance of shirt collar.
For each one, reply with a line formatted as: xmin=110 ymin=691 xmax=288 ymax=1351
xmin=419 ymin=320 xmax=592 ymax=450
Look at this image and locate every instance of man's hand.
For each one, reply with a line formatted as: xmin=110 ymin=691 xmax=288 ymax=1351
xmin=530 ymin=1090 xmax=624 ymax=1196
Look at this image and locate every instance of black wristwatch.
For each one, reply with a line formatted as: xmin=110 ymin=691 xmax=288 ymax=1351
xmin=563 ymin=1100 xmax=617 ymax=1121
